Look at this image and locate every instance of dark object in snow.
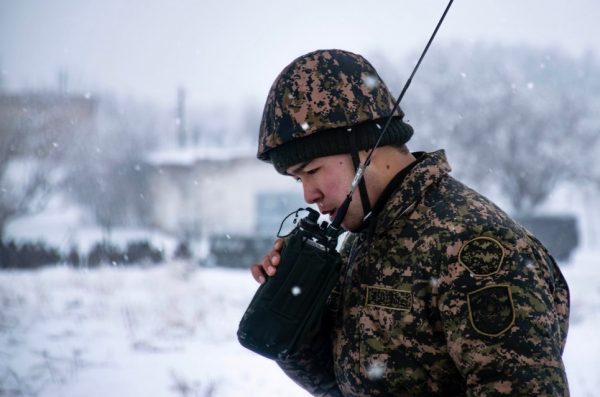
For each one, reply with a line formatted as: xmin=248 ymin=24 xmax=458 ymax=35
xmin=174 ymin=241 xmax=192 ymax=259
xmin=125 ymin=241 xmax=163 ymax=264
xmin=66 ymin=247 xmax=80 ymax=266
xmin=0 ymin=240 xmax=61 ymax=269
xmin=87 ymin=242 xmax=126 ymax=266
xmin=87 ymin=240 xmax=163 ymax=266
xmin=515 ymin=214 xmax=579 ymax=262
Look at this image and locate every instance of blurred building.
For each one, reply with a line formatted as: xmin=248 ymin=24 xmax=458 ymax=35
xmin=144 ymin=87 xmax=306 ymax=260
xmin=146 ymin=146 xmax=304 ymax=241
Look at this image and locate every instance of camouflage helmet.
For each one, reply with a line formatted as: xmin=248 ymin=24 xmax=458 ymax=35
xmin=258 ymin=49 xmax=413 ymax=174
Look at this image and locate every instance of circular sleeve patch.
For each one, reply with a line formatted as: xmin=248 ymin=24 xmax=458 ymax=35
xmin=458 ymin=237 xmax=505 ymax=276
xmin=467 ymin=284 xmax=515 ymax=337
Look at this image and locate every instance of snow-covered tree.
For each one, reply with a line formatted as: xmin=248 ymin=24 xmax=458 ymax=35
xmin=0 ymin=93 xmax=92 ymax=239
xmin=374 ymin=44 xmax=600 ymax=214
xmin=63 ymin=95 xmax=162 ymax=233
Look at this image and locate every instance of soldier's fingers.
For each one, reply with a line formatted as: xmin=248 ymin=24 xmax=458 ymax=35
xmin=270 ymin=252 xmax=280 ymax=267
xmin=268 ymin=239 xmax=283 ymax=266
xmin=273 ymin=238 xmax=284 ymax=252
xmin=250 ymin=264 xmax=267 ymax=284
xmin=261 ymin=254 xmax=279 ymax=276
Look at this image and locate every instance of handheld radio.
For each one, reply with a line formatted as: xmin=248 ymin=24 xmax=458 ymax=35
xmin=237 ymin=208 xmax=342 ymax=359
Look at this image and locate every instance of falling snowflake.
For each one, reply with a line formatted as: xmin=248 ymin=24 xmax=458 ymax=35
xmin=523 ymin=256 xmax=535 ymax=270
xmin=362 ymin=73 xmax=379 ymax=89
xmin=301 ymin=122 xmax=310 ymax=131
xmin=291 ymin=286 xmax=302 ymax=296
xmin=366 ymin=362 xmax=386 ymax=380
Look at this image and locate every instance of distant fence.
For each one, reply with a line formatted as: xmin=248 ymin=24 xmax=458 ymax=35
xmin=0 ymin=241 xmax=61 ymax=269
xmin=0 ymin=240 xmax=165 ymax=269
xmin=2 ymin=215 xmax=577 ymax=269
xmin=0 ymin=236 xmax=274 ymax=269
xmin=207 ymin=235 xmax=274 ymax=269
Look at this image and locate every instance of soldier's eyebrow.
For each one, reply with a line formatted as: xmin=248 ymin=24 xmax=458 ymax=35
xmin=287 ymin=160 xmax=312 ymax=176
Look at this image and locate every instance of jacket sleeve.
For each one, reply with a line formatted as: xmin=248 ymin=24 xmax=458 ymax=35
xmin=438 ymin=233 xmax=570 ymax=396
xmin=275 ymin=309 xmax=343 ymax=397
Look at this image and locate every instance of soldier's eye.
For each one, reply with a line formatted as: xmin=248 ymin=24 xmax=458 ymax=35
xmin=306 ymin=167 xmax=319 ymax=175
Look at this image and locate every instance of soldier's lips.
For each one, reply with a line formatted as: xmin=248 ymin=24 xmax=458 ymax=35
xmin=327 ymin=209 xmax=337 ymax=220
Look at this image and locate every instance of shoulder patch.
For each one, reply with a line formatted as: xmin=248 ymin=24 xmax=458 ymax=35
xmin=365 ymin=286 xmax=412 ymax=312
xmin=467 ymin=284 xmax=515 ymax=337
xmin=458 ymin=236 xmax=505 ymax=276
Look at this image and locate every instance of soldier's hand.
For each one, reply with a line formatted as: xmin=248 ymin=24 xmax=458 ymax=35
xmin=250 ymin=238 xmax=284 ymax=284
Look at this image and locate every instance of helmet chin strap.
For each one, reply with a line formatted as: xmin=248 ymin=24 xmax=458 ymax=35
xmin=349 ymin=129 xmax=372 ymax=221
xmin=325 ymin=0 xmax=454 ymax=241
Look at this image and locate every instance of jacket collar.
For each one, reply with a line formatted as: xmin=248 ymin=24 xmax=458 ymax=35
xmin=371 ymin=149 xmax=451 ymax=234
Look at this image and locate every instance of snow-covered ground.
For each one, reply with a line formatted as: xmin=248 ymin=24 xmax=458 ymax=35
xmin=0 ymin=262 xmax=309 ymax=397
xmin=560 ymin=249 xmax=600 ymax=396
xmin=0 ymin=248 xmax=598 ymax=397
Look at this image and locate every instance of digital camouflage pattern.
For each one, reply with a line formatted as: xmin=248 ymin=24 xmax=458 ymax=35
xmin=277 ymin=150 xmax=570 ymax=396
xmin=257 ymin=49 xmax=402 ymax=162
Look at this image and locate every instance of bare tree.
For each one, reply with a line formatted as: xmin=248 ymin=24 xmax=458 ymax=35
xmin=0 ymin=93 xmax=90 ymax=239
xmin=63 ymin=95 xmax=161 ymax=233
xmin=0 ymin=158 xmax=50 ymax=240
xmin=374 ymin=44 xmax=600 ymax=214
xmin=0 ymin=91 xmax=161 ymax=239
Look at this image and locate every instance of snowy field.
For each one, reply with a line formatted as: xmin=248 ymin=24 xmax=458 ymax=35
xmin=0 ymin=261 xmax=309 ymax=397
xmin=0 ymin=249 xmax=598 ymax=397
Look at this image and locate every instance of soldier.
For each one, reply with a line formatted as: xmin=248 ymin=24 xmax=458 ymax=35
xmin=250 ymin=49 xmax=570 ymax=396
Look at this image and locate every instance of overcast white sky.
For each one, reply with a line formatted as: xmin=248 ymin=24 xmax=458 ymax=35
xmin=1 ymin=0 xmax=599 ymax=111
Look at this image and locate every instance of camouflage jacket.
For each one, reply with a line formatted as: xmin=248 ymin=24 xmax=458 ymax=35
xmin=277 ymin=150 xmax=570 ymax=396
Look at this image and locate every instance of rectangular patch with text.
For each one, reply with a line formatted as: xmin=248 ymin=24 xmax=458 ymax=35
xmin=365 ymin=286 xmax=412 ymax=311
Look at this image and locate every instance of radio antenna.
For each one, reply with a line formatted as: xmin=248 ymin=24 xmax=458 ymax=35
xmin=328 ymin=0 xmax=455 ymax=234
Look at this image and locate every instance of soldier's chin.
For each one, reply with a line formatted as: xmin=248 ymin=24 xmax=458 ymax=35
xmin=341 ymin=218 xmax=360 ymax=232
